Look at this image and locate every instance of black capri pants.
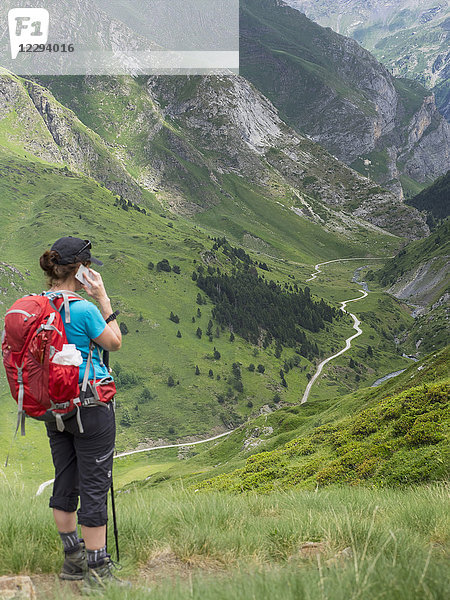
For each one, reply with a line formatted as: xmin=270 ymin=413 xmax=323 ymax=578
xmin=45 ymin=403 xmax=116 ymax=528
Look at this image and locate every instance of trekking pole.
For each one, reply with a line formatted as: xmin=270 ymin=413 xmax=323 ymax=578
xmin=103 ymin=349 xmax=120 ymax=561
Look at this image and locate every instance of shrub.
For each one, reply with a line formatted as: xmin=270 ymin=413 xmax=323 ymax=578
xmin=113 ymin=362 xmax=122 ymax=376
xmin=115 ymin=370 xmax=140 ymax=388
xmin=257 ymin=364 xmax=265 ymax=374
xmin=167 ymin=375 xmax=175 ymax=387
xmin=157 ymin=259 xmax=171 ymax=272
xmin=120 ymin=408 xmax=132 ymax=427
xmin=405 ymin=419 xmax=444 ymax=446
xmin=138 ymin=387 xmax=153 ymax=403
xmin=248 ymin=363 xmax=255 ymax=372
xmin=315 ymin=462 xmax=348 ymax=485
xmin=350 ymin=410 xmax=378 ymax=437
xmin=170 ymin=312 xmax=180 ymax=323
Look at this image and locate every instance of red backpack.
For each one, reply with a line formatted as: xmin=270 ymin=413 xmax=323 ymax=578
xmin=2 ymin=292 xmax=84 ymax=438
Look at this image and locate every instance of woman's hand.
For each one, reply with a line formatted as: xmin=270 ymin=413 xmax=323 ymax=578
xmin=82 ymin=268 xmax=109 ymax=302
xmin=83 ymin=268 xmax=122 ymax=351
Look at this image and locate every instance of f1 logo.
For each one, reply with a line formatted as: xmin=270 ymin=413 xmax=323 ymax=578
xmin=8 ymin=8 xmax=49 ymax=59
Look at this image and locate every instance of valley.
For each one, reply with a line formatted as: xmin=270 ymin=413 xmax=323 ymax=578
xmin=0 ymin=3 xmax=448 ymax=597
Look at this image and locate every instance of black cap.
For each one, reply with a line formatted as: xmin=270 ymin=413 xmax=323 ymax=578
xmin=51 ymin=237 xmax=103 ymax=266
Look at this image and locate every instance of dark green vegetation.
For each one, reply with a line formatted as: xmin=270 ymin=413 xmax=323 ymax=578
xmin=198 ymin=380 xmax=449 ymax=492
xmin=406 ymin=170 xmax=450 ymax=228
xmin=197 ymin=267 xmax=337 ymax=357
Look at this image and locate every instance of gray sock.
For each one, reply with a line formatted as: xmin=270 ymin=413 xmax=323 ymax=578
xmin=59 ymin=530 xmax=80 ymax=554
xmin=87 ymin=545 xmax=107 ymax=567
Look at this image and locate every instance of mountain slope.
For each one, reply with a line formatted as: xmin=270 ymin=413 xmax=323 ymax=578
xmin=371 ymin=219 xmax=450 ymax=355
xmin=0 ymin=69 xmax=145 ymax=202
xmin=240 ymin=0 xmax=450 ymax=198
xmin=33 ymin=73 xmax=428 ymax=239
xmin=284 ymin=0 xmax=450 ymax=120
xmin=406 ymin=170 xmax=450 ymax=228
xmin=124 ymin=346 xmax=449 ymax=491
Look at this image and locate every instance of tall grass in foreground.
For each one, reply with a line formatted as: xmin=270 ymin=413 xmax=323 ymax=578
xmin=0 ymin=477 xmax=448 ymax=598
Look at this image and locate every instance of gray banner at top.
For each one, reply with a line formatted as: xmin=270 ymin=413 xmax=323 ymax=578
xmin=0 ymin=0 xmax=239 ymax=75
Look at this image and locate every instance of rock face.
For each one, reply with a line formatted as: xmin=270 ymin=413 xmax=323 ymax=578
xmin=0 ymin=71 xmax=142 ymax=201
xmin=240 ymin=0 xmax=450 ymax=197
xmin=0 ymin=576 xmax=36 ymax=600
xmin=284 ymin=0 xmax=450 ymax=120
xmin=143 ymin=74 xmax=427 ymax=237
xmin=400 ymin=96 xmax=450 ymax=182
xmin=387 ymin=257 xmax=450 ymax=308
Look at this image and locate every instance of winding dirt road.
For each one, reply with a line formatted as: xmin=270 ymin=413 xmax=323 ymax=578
xmin=301 ymin=289 xmax=367 ymax=403
xmin=306 ymin=257 xmax=388 ymax=283
xmin=301 ymin=257 xmax=389 ymax=403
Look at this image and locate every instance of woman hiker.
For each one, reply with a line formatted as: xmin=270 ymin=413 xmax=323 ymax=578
xmin=39 ymin=236 xmax=126 ymax=590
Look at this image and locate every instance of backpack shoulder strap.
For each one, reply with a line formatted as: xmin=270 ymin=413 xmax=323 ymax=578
xmin=44 ymin=291 xmax=85 ymax=324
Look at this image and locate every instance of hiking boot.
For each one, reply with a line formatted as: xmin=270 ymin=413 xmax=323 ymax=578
xmin=82 ymin=555 xmax=131 ymax=594
xmin=59 ymin=541 xmax=87 ymax=581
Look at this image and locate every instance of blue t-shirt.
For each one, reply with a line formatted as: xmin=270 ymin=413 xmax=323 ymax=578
xmin=44 ymin=292 xmax=111 ymax=383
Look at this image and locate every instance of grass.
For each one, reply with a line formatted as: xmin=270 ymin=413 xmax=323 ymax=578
xmin=0 ymin=481 xmax=448 ymax=599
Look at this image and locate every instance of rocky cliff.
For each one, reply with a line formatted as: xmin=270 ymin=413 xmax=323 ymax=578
xmin=240 ymin=0 xmax=450 ymax=198
xmin=0 ymin=70 xmax=142 ymax=201
xmin=284 ymin=0 xmax=450 ymax=120
xmin=35 ymin=73 xmax=428 ymax=239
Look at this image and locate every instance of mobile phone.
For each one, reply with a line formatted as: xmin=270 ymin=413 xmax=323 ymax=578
xmin=75 ymin=264 xmax=91 ymax=287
